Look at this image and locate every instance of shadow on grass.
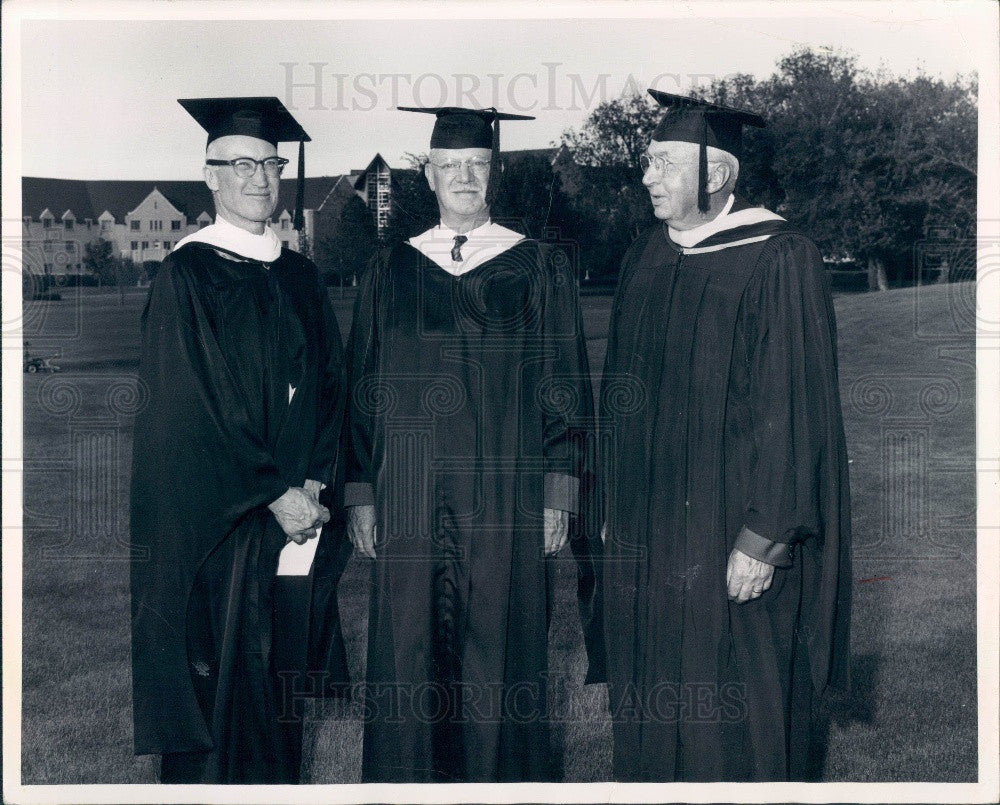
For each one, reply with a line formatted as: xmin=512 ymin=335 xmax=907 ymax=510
xmin=808 ymin=652 xmax=881 ymax=779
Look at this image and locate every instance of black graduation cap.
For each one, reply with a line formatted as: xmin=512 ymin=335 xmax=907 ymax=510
xmin=397 ymin=106 xmax=535 ymax=204
xmin=647 ymin=89 xmax=766 ymax=213
xmin=179 ymin=96 xmax=311 ymax=231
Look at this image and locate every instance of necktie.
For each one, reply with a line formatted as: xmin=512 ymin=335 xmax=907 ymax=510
xmin=451 ymin=235 xmax=468 ymax=262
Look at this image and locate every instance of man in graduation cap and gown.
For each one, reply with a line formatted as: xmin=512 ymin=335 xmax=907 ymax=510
xmin=130 ymin=96 xmax=351 ymax=784
xmin=344 ymin=106 xmax=603 ymax=782
xmin=600 ymin=89 xmax=852 ymax=781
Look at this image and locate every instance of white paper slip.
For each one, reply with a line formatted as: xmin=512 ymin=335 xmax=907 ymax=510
xmin=276 ymin=526 xmax=321 ymax=576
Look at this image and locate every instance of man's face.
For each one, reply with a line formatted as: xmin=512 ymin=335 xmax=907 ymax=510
xmin=204 ymin=135 xmax=280 ymax=231
xmin=641 ymin=140 xmax=703 ymax=229
xmin=425 ymin=147 xmax=492 ymax=223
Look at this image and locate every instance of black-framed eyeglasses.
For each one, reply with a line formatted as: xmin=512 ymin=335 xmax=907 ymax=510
xmin=206 ymin=157 xmax=289 ymax=178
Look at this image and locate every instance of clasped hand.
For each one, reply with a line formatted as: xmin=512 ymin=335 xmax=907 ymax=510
xmin=268 ymin=483 xmax=329 ymax=544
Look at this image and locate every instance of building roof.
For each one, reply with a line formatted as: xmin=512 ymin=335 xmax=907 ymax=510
xmin=352 ymin=153 xmax=390 ymax=190
xmin=22 ymin=176 xmax=343 ymax=223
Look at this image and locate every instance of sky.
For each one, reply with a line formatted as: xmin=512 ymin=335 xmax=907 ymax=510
xmin=10 ymin=1 xmax=996 ymax=180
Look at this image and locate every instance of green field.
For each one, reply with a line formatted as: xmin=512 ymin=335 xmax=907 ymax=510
xmin=19 ymin=280 xmax=977 ymax=783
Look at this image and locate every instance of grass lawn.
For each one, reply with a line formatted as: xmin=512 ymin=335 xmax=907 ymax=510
xmin=18 ymin=280 xmax=977 ymax=783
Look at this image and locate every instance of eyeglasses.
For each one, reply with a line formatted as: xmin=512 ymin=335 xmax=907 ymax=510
xmin=427 ymin=157 xmax=491 ymax=175
xmin=639 ymin=153 xmax=676 ymax=174
xmin=206 ymin=157 xmax=289 ymax=178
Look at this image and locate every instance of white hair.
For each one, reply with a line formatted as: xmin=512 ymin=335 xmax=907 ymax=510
xmin=707 ymin=146 xmax=740 ymax=195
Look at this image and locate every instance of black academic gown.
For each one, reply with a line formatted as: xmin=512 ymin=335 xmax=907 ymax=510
xmin=345 ymin=239 xmax=603 ymax=782
xmin=601 ymin=207 xmax=851 ymax=782
xmin=129 ymin=241 xmax=350 ymax=783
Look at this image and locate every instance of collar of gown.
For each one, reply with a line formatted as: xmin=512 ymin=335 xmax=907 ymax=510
xmin=174 ymin=214 xmax=283 ymax=263
xmin=408 ymin=219 xmax=525 ymax=275
xmin=667 ymin=194 xmax=784 ymax=249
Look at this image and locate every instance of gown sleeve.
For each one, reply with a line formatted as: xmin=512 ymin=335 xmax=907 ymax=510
xmin=307 ymin=266 xmax=347 ymax=486
xmin=596 ymin=228 xmax=654 ymax=530
xmin=539 ymin=244 xmax=593 ymax=513
xmin=342 ymin=250 xmax=381 ymax=507
xmin=737 ymin=234 xmax=843 ymax=566
xmin=136 ymin=255 xmax=289 ymax=526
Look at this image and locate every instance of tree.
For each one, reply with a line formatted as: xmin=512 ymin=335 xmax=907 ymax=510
xmin=560 ymin=94 xmax=659 ymax=247
xmin=83 ymin=239 xmax=117 ymax=285
xmin=314 ymin=195 xmax=378 ymax=289
xmin=381 ymin=154 xmax=439 ymax=246
xmin=84 ymin=238 xmax=140 ymax=300
xmin=492 ymin=153 xmax=569 ymax=240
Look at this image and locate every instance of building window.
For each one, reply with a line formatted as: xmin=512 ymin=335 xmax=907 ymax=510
xmin=150 ymin=220 xmax=163 ymax=231
xmin=199 ymin=220 xmax=209 ymax=229
xmin=43 ymin=242 xmax=53 ymax=252
xmin=64 ymin=219 xmax=74 ymax=231
xmin=141 ymin=241 xmax=148 ymax=250
xmin=130 ymin=220 xmax=140 ymax=231
xmin=171 ymin=220 xmax=182 ymax=231
xmin=280 ymin=219 xmax=289 ymax=230
xmin=43 ymin=219 xmax=52 ymax=229
xmin=65 ymin=241 xmax=75 ymax=251
xmin=163 ymin=241 xmax=171 ymax=250
xmin=131 ymin=241 xmax=139 ymax=250
xmin=101 ymin=220 xmax=111 ymax=230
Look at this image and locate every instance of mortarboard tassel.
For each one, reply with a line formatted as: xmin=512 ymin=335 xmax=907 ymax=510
xmin=698 ymin=114 xmax=709 ymax=213
xmin=486 ymin=108 xmax=501 ymax=206
xmin=293 ymin=137 xmax=305 ymax=233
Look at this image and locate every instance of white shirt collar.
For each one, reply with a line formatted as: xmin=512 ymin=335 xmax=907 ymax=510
xmin=408 ymin=219 xmax=524 ymax=275
xmin=174 ymin=214 xmax=283 ymax=263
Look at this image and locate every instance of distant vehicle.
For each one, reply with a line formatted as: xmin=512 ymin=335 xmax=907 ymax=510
xmin=23 ymin=343 xmax=60 ymax=373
